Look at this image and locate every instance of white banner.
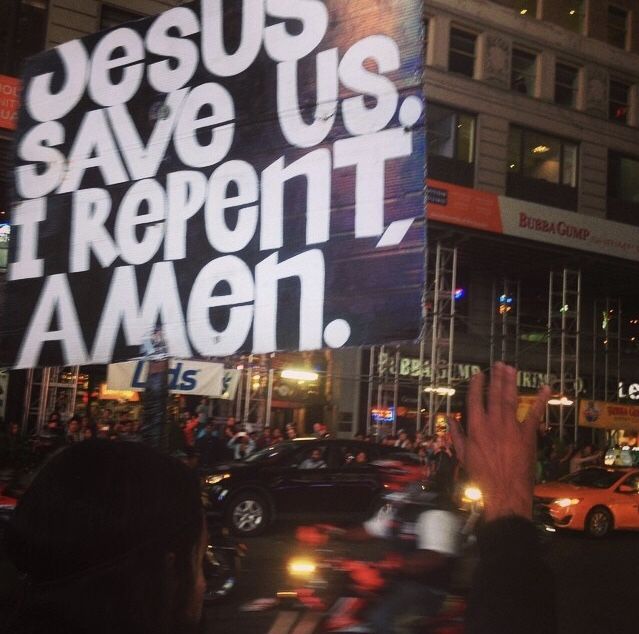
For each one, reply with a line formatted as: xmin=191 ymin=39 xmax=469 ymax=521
xmin=0 ymin=368 xmax=8 ymax=420
xmin=107 ymin=359 xmax=239 ymax=399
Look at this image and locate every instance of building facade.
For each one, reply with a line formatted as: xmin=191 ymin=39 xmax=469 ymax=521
xmin=2 ymin=0 xmax=639 ymax=441
xmin=335 ymin=0 xmax=639 ymax=442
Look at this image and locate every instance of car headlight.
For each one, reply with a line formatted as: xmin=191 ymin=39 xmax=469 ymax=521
xmin=462 ymin=485 xmax=483 ymax=503
xmin=554 ymin=497 xmax=581 ymax=508
xmin=205 ymin=473 xmax=231 ymax=486
xmin=288 ymin=558 xmax=317 ymax=577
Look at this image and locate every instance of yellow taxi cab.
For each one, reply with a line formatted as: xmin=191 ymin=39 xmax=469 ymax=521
xmin=533 ymin=467 xmax=639 ymax=538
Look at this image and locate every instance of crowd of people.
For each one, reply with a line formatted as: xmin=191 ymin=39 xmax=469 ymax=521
xmin=1 ymin=361 xmax=557 ymax=634
xmin=1 ymin=393 xmax=608 ymax=486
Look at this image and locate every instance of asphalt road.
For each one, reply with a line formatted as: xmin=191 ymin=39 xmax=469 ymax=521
xmin=205 ymin=518 xmax=639 ymax=634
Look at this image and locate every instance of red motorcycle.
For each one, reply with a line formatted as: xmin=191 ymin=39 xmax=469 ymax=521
xmin=244 ymin=525 xmax=465 ymax=634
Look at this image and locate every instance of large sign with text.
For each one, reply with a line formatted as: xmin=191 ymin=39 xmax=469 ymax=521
xmin=428 ymin=179 xmax=639 ymax=262
xmin=579 ymin=400 xmax=639 ymax=431
xmin=2 ymin=0 xmax=425 ymax=369
xmin=0 ymin=75 xmax=19 ymax=130
xmin=107 ymin=359 xmax=239 ymax=398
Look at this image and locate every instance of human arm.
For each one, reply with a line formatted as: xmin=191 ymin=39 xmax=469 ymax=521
xmin=450 ymin=363 xmax=550 ymax=521
xmin=450 ymin=363 xmax=556 ymax=634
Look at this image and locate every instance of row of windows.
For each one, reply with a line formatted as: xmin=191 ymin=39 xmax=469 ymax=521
xmin=427 ymin=103 xmax=639 ymax=220
xmin=510 ymin=2 xmax=629 ymax=50
xmin=430 ymin=19 xmax=635 ymax=126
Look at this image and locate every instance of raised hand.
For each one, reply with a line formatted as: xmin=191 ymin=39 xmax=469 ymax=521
xmin=450 ymin=363 xmax=550 ymax=521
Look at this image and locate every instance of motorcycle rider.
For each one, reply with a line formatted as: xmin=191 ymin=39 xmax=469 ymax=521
xmin=305 ymin=460 xmax=464 ymax=633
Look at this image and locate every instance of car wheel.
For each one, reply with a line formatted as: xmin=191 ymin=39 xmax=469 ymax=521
xmin=227 ymin=492 xmax=269 ymax=537
xmin=585 ymin=506 xmax=613 ymax=538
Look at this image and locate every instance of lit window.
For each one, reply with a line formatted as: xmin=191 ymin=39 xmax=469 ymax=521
xmin=555 ymin=63 xmax=579 ymax=107
xmin=607 ymin=5 xmax=628 ymax=49
xmin=609 ymin=79 xmax=630 ymax=124
xmin=555 ymin=1 xmax=586 ymax=33
xmin=448 ymin=28 xmax=476 ymax=78
xmin=511 ymin=49 xmax=537 ymax=96
xmin=515 ymin=0 xmax=537 ymax=17
xmin=507 ymin=127 xmax=578 ymax=210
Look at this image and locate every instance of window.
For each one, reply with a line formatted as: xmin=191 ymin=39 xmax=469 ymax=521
xmin=511 ymin=49 xmax=537 ymax=95
xmin=609 ymin=79 xmax=630 ymax=124
xmin=560 ymin=468 xmax=624 ymax=488
xmin=555 ymin=63 xmax=579 ymax=107
xmin=100 ymin=4 xmax=142 ymax=30
xmin=515 ymin=0 xmax=537 ymax=18
xmin=427 ymin=103 xmax=476 ymax=186
xmin=507 ymin=127 xmax=578 ymax=210
xmin=609 ymin=154 xmax=639 ymax=203
xmin=607 ymin=5 xmax=628 ymax=48
xmin=608 ymin=153 xmax=639 ymax=225
xmin=560 ymin=1 xmax=586 ymax=33
xmin=0 ymin=0 xmax=48 ymax=76
xmin=448 ymin=28 xmax=476 ymax=78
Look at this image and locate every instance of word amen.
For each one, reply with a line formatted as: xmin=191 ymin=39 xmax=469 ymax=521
xmin=8 ymin=0 xmax=424 ymax=368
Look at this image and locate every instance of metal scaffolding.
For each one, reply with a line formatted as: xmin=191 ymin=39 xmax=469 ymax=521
xmin=424 ymin=243 xmax=458 ymax=434
xmin=489 ymin=278 xmax=521 ymax=367
xmin=546 ymin=269 xmax=581 ymax=441
xmin=21 ymin=366 xmax=80 ymax=432
xmin=591 ymin=298 xmax=622 ymax=403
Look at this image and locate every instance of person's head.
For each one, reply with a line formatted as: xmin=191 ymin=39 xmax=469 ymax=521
xmin=67 ymin=418 xmax=80 ymax=434
xmin=204 ymin=422 xmax=214 ymax=435
xmin=10 ymin=421 xmax=20 ymax=435
xmin=355 ymin=451 xmax=367 ymax=464
xmin=310 ymin=448 xmax=322 ymax=462
xmin=272 ymin=428 xmax=282 ymax=441
xmin=82 ymin=427 xmax=95 ymax=441
xmin=6 ymin=440 xmax=205 ymax=634
xmin=398 ymin=430 xmax=408 ymax=441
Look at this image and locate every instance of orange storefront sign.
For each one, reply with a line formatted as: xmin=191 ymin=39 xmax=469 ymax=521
xmin=0 ymin=75 xmax=20 ymax=131
xmin=427 ymin=178 xmax=503 ymax=233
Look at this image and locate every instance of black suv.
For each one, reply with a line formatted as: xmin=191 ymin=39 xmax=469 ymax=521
xmin=202 ymin=438 xmax=410 ymax=536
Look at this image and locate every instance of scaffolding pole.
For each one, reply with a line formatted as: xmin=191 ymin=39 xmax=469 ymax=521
xmin=546 ymin=269 xmax=581 ymax=441
xmin=425 ymin=243 xmax=458 ymax=434
xmin=489 ymin=279 xmax=521 ymax=367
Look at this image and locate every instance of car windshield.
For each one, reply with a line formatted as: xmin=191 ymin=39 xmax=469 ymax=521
xmin=559 ymin=468 xmax=625 ymax=489
xmin=244 ymin=442 xmax=297 ymax=463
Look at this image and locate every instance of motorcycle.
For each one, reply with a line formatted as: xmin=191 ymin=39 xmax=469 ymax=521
xmin=252 ymin=543 xmax=466 ymax=634
xmin=245 ymin=481 xmax=483 ymax=633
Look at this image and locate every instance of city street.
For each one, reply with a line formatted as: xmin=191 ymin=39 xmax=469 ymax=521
xmin=206 ymin=517 xmax=639 ymax=634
